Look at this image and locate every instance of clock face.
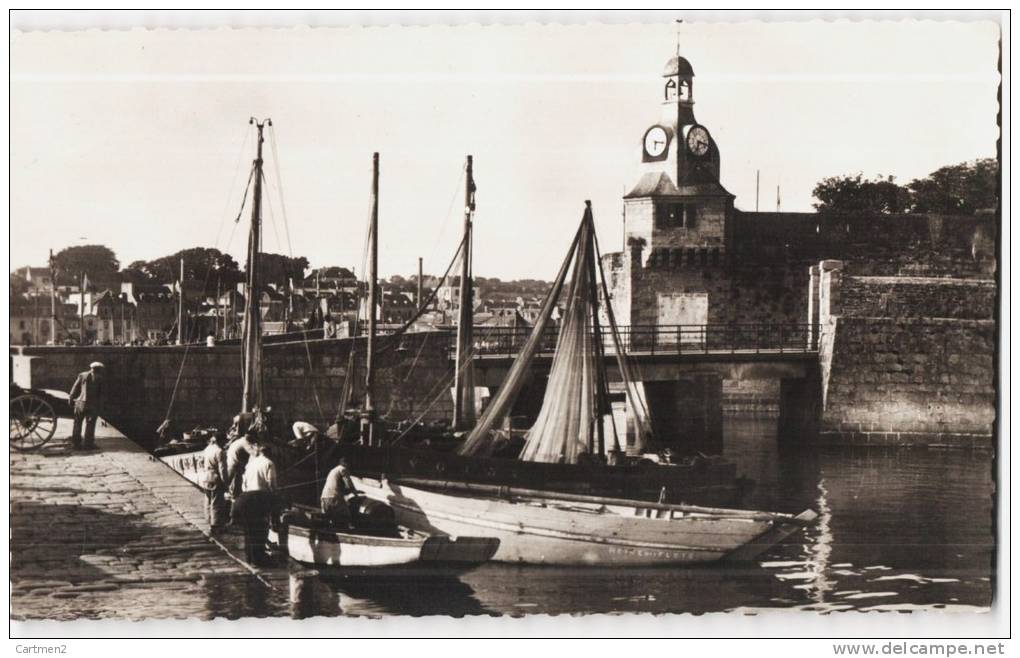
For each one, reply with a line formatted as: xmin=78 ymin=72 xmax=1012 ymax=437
xmin=643 ymin=126 xmax=669 ymax=159
xmin=686 ymin=125 xmax=711 ymax=157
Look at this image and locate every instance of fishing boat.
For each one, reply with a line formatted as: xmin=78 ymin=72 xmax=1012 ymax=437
xmin=276 ymin=504 xmax=498 ymax=572
xmin=156 ymin=142 xmax=743 ymax=507
xmin=340 ymin=200 xmax=815 ymax=566
xmin=329 ymin=159 xmax=746 ymax=506
xmin=352 ymin=476 xmax=815 ymax=566
xmin=157 ymin=118 xmax=311 ymax=497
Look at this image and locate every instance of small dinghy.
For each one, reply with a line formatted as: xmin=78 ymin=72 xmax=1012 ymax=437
xmin=276 ymin=501 xmax=499 ymax=573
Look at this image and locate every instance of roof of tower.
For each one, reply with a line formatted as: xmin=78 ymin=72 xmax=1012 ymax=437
xmin=663 ymin=56 xmax=694 ymax=77
xmin=625 ymin=171 xmax=681 ymax=198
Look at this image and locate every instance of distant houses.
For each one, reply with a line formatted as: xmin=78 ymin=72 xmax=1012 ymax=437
xmin=9 ymin=260 xmax=553 ymax=345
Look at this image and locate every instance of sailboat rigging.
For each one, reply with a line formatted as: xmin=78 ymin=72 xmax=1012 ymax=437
xmin=156 ymin=137 xmax=744 ymax=508
xmin=241 ymin=117 xmax=271 ymax=414
xmin=361 ymin=152 xmax=380 ymax=447
xmin=458 ymin=201 xmax=640 ymax=463
xmin=156 ymin=117 xmax=280 ymax=472
xmin=452 ymin=155 xmax=476 ymax=431
xmin=332 ymin=196 xmax=744 ymax=506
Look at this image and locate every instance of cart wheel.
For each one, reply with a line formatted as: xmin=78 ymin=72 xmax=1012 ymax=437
xmin=10 ymin=394 xmax=58 ymax=452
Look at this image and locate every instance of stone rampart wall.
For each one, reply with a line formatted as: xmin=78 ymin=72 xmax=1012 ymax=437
xmin=13 ymin=331 xmax=455 ymax=446
xmin=817 ymin=266 xmax=996 ymax=448
xmin=838 ymin=276 xmax=996 ymax=320
xmin=604 ymin=212 xmax=996 ymax=331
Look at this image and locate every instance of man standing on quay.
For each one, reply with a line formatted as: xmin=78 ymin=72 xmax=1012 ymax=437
xmin=232 ymin=441 xmax=280 ymax=567
xmin=68 ymin=361 xmax=104 ymax=450
xmin=200 ymin=431 xmax=231 ymax=530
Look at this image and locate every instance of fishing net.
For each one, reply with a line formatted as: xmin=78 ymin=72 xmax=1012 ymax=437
xmin=519 ymin=218 xmax=598 ymax=463
xmin=458 ymin=203 xmax=655 ymax=462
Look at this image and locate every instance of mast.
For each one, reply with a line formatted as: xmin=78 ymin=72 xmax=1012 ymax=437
xmin=79 ymin=272 xmax=85 ymax=345
xmin=453 ymin=155 xmax=476 ymax=430
xmin=417 ymin=257 xmax=424 ymax=310
xmin=48 ymin=249 xmax=56 ymax=345
xmin=361 ymin=152 xmax=379 ymax=445
xmin=583 ymin=201 xmax=611 ymax=457
xmin=242 ymin=117 xmax=270 ymax=413
xmin=215 ymin=278 xmax=221 ymax=340
xmin=177 ymin=257 xmax=185 ymax=345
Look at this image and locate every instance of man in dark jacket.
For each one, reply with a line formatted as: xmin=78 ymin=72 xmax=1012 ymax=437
xmin=69 ymin=361 xmax=104 ymax=450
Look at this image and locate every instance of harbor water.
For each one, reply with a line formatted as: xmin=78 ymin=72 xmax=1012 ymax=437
xmin=259 ymin=413 xmax=997 ymax=617
xmin=14 ymin=413 xmax=993 ymax=620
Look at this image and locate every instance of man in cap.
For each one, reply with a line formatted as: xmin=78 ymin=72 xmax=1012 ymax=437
xmin=69 ymin=361 xmax=105 ymax=450
xmin=231 ymin=440 xmax=280 ymax=567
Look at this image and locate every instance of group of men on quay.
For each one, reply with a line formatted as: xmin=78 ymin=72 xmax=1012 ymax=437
xmin=196 ymin=413 xmax=358 ymax=567
xmin=63 ymin=359 xmax=357 ymax=568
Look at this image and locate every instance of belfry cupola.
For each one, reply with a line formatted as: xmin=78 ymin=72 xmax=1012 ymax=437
xmin=663 ymin=55 xmax=697 ymax=126
xmin=624 ymin=53 xmax=735 ymax=260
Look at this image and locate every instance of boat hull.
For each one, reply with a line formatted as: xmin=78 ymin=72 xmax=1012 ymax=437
xmin=283 ymin=523 xmax=500 ymax=570
xmin=353 ymin=477 xmax=776 ymax=567
xmin=286 ymin=525 xmax=425 ymax=567
xmin=159 ymin=449 xmax=205 ymax=487
xmin=335 ymin=443 xmax=744 ymax=507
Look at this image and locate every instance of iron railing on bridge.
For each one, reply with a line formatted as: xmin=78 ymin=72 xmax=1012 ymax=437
xmin=455 ymin=323 xmax=820 ymax=359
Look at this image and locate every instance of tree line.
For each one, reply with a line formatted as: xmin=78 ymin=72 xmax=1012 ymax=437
xmin=40 ymin=246 xmax=308 ymax=297
xmin=812 ymin=158 xmax=998 ymax=215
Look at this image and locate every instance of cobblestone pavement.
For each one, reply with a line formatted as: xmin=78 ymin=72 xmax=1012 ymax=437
xmin=10 ymin=418 xmax=289 ymax=621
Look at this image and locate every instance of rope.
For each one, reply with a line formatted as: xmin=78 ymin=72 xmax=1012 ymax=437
xmin=371 ymin=231 xmax=466 ymax=356
xmin=424 ymin=162 xmax=466 ymax=272
xmin=267 ymin=126 xmax=295 ymax=258
xmin=258 ymin=142 xmax=326 ymax=427
xmin=260 ymin=170 xmax=284 ymax=254
xmin=403 ymin=326 xmax=431 ymax=382
xmin=233 ymin=164 xmax=257 ymax=224
xmin=328 ymin=166 xmax=380 ymax=421
xmin=388 ymin=351 xmax=467 ymax=445
xmin=213 ymin=124 xmax=252 ymax=245
xmin=162 ymin=143 xmax=252 ymax=426
xmin=592 ymin=226 xmax=654 ymax=442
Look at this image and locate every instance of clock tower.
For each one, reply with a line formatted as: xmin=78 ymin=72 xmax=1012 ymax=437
xmin=625 ymin=54 xmax=734 ymax=264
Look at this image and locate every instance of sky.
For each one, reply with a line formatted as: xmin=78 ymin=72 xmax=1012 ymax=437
xmin=10 ymin=18 xmax=1000 ymax=280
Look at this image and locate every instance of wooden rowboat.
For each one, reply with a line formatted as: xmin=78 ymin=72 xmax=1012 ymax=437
xmin=354 ymin=476 xmax=816 ymax=567
xmin=276 ymin=508 xmax=499 ymax=572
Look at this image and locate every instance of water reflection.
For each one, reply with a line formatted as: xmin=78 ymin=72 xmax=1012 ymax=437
xmin=319 ymin=572 xmax=490 ymax=617
xmin=200 ymin=572 xmax=289 ymax=620
xmin=728 ymin=414 xmax=994 ymax=614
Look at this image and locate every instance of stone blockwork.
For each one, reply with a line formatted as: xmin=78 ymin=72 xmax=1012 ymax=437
xmin=722 ymin=379 xmax=779 ymax=413
xmin=10 ymin=420 xmax=285 ymax=621
xmin=837 ymin=276 xmax=996 ymax=320
xmin=817 ymin=265 xmax=996 ymax=448
xmin=603 ymin=212 xmax=997 ymax=330
xmin=14 ymin=331 xmax=455 ymax=447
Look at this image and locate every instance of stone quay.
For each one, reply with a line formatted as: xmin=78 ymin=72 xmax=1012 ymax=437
xmin=10 ymin=417 xmax=289 ymax=621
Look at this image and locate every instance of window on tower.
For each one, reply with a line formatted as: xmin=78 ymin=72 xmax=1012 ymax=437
xmin=655 ymin=201 xmax=695 ymax=229
xmin=664 ymin=78 xmax=677 ymax=102
xmin=679 ymin=79 xmax=691 ymax=102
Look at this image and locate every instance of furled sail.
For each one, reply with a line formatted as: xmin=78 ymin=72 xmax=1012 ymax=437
xmin=457 ymin=221 xmax=582 ymax=457
xmin=459 ymin=202 xmax=654 ymax=462
xmin=519 ymin=214 xmax=599 ymax=462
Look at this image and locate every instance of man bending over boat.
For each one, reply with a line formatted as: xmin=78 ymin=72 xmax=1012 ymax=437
xmin=320 ymin=458 xmax=359 ymax=528
xmin=226 ymin=424 xmax=258 ymax=502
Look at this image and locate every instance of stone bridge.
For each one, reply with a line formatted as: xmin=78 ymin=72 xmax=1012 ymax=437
xmin=11 ymin=322 xmax=822 ymax=456
xmin=9 ymin=263 xmax=996 ymax=454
